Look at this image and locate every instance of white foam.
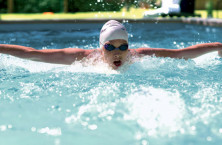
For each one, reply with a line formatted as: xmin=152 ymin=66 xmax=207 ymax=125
xmin=125 ymin=86 xmax=186 ymax=137
xmin=193 ymin=52 xmax=220 ymax=68
xmin=0 ymin=54 xmax=118 ymax=74
xmin=0 ymin=54 xmax=63 ymax=73
xmin=38 ymin=127 xmax=62 ymax=136
xmin=1 ymin=50 xmax=221 ymax=74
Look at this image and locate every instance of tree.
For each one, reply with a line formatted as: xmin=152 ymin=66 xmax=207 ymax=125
xmin=7 ymin=0 xmax=14 ymax=13
xmin=64 ymin=0 xmax=68 ymax=13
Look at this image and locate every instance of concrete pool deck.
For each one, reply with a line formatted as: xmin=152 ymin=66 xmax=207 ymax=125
xmin=0 ymin=18 xmax=222 ymax=31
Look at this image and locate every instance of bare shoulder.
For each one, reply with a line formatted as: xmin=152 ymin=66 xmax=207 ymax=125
xmin=62 ymin=48 xmax=96 ymax=61
xmin=36 ymin=48 xmax=96 ymax=64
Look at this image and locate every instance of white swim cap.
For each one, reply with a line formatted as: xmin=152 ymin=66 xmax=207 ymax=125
xmin=99 ymin=20 xmax=128 ymax=48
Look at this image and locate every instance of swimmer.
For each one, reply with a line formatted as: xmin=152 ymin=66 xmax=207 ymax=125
xmin=0 ymin=20 xmax=222 ymax=70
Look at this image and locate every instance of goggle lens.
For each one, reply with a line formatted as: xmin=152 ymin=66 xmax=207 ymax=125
xmin=104 ymin=44 xmax=128 ymax=51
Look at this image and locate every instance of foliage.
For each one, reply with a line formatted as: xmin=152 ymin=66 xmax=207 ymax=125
xmin=68 ymin=0 xmax=124 ymax=12
xmin=0 ymin=0 xmax=127 ymax=13
xmin=13 ymin=0 xmax=63 ymax=13
xmin=0 ymin=0 xmax=7 ymax=13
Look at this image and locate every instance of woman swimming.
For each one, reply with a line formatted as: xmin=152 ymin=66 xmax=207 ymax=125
xmin=0 ymin=20 xmax=222 ymax=70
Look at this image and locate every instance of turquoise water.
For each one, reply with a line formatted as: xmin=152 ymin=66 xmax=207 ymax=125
xmin=0 ymin=23 xmax=222 ymax=145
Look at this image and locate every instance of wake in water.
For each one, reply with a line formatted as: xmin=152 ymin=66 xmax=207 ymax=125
xmin=1 ymin=22 xmax=222 ymax=145
xmin=1 ymin=49 xmax=222 ymax=145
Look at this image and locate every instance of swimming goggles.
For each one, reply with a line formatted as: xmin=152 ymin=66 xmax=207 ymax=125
xmin=104 ymin=44 xmax=128 ymax=51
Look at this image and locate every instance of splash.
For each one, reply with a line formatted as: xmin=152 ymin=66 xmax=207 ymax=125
xmin=0 ymin=53 xmax=117 ymax=74
xmin=125 ymin=86 xmax=186 ymax=137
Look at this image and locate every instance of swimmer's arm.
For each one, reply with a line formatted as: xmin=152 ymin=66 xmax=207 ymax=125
xmin=136 ymin=42 xmax=222 ymax=59
xmin=0 ymin=44 xmax=92 ymax=64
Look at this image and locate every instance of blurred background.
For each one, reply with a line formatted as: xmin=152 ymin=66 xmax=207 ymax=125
xmin=0 ymin=0 xmax=222 ymax=20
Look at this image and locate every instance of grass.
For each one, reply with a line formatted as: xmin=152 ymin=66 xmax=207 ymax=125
xmin=0 ymin=8 xmax=222 ymax=20
xmin=196 ymin=10 xmax=222 ymax=19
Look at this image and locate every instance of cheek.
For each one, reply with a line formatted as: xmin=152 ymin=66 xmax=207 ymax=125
xmin=103 ymin=51 xmax=113 ymax=61
xmin=122 ymin=51 xmax=129 ymax=59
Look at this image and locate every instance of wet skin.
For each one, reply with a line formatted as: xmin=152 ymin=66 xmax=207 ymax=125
xmin=100 ymin=39 xmax=129 ymax=70
xmin=1 ymin=41 xmax=222 ymax=69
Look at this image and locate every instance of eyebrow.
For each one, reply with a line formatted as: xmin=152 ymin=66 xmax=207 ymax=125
xmin=106 ymin=41 xmax=128 ymax=44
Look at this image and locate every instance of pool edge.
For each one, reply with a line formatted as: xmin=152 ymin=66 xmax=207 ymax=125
xmin=0 ymin=18 xmax=222 ymax=27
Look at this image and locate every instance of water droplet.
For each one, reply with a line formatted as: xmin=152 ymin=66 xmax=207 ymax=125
xmin=31 ymin=127 xmax=36 ymax=132
xmin=206 ymin=136 xmax=212 ymax=141
xmin=180 ymin=128 xmax=185 ymax=134
xmin=55 ymin=139 xmax=60 ymax=145
xmin=135 ymin=132 xmax=142 ymax=140
xmin=7 ymin=125 xmax=12 ymax=129
xmin=0 ymin=125 xmax=7 ymax=131
xmin=88 ymin=124 xmax=97 ymax=130
xmin=191 ymin=126 xmax=196 ymax=130
xmin=141 ymin=140 xmax=148 ymax=145
xmin=106 ymin=116 xmax=112 ymax=120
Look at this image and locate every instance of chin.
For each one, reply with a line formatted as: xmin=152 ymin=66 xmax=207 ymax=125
xmin=112 ymin=66 xmax=119 ymax=70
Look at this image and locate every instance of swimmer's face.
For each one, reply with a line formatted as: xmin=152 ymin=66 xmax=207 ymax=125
xmin=101 ymin=39 xmax=129 ymax=69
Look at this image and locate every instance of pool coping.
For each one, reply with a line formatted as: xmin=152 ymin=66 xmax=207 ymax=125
xmin=0 ymin=18 xmax=222 ymax=27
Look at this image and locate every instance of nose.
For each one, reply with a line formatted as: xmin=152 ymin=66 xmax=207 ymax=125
xmin=114 ymin=53 xmax=121 ymax=59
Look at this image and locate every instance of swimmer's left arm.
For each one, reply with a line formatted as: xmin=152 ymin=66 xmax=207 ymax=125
xmin=136 ymin=42 xmax=222 ymax=59
xmin=0 ymin=44 xmax=93 ymax=64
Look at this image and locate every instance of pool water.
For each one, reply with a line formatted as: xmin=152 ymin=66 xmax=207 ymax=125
xmin=0 ymin=23 xmax=222 ymax=145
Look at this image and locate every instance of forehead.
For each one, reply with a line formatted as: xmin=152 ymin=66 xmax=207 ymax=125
xmin=105 ymin=39 xmax=128 ymax=44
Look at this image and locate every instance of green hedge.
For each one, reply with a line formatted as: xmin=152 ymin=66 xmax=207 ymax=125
xmin=0 ymin=0 xmax=126 ymax=13
xmin=14 ymin=0 xmax=63 ymax=13
xmin=0 ymin=0 xmax=7 ymax=13
xmin=69 ymin=0 xmax=125 ymax=12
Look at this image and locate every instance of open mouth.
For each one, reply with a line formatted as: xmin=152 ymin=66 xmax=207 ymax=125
xmin=113 ymin=60 xmax=122 ymax=67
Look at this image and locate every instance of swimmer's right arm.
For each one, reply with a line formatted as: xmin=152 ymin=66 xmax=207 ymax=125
xmin=0 ymin=44 xmax=93 ymax=64
xmin=136 ymin=42 xmax=222 ymax=59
